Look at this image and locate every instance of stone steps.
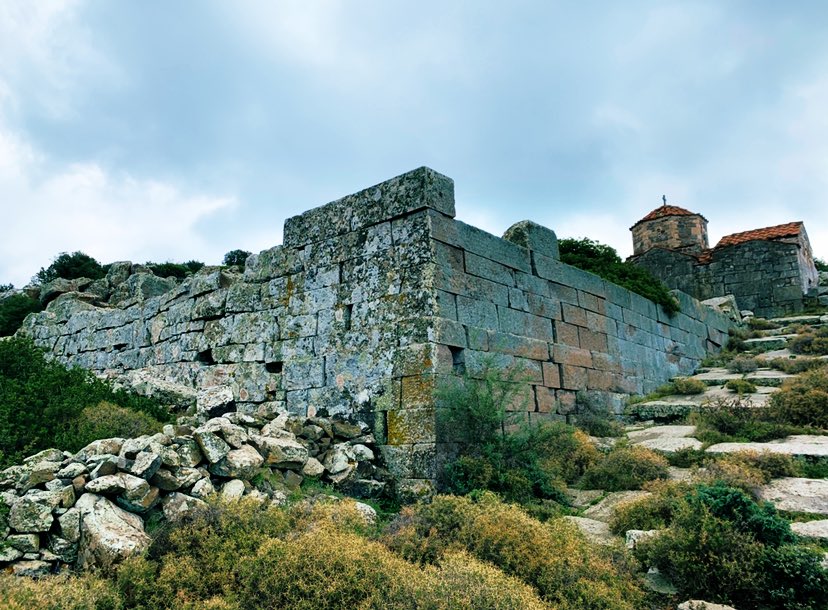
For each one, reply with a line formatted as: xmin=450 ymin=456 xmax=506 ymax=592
xmin=705 ymin=435 xmax=828 ymax=458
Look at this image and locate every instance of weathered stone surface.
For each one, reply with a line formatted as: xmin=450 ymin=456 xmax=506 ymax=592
xmin=193 ymin=430 xmax=231 ymax=464
xmin=59 ymin=507 xmax=81 ymax=542
xmin=707 ymin=436 xmax=828 ymax=458
xmin=197 ymin=386 xmax=236 ymax=418
xmin=757 ymin=478 xmax=828 ymax=515
xmin=6 ymin=533 xmax=40 ymax=552
xmin=221 ymin=479 xmax=246 ymax=500
xmin=625 ymin=529 xmax=661 ymax=549
xmin=250 ymin=434 xmax=308 ymax=468
xmin=75 ymin=493 xmax=151 ymax=569
xmin=161 ymin=492 xmax=208 ymax=522
xmin=565 ymin=488 xmax=604 ymax=509
xmin=208 ymin=444 xmax=264 ymax=479
xmin=561 ymin=516 xmax=613 ymax=545
xmin=9 ymin=497 xmax=53 ymax=532
xmin=11 ymin=560 xmax=52 ymax=577
xmin=677 ymin=601 xmax=737 ymax=610
xmin=790 ymin=519 xmax=828 ymax=541
xmin=583 ymin=491 xmax=652 ymax=523
xmin=302 ymin=457 xmax=325 ymax=477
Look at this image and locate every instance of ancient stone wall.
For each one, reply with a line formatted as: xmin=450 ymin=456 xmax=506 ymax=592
xmin=20 ymin=167 xmax=733 ymax=493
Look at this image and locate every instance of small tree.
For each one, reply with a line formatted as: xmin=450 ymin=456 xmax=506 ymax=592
xmin=33 ymin=251 xmax=105 ymax=284
xmin=0 ymin=283 xmax=12 ymax=292
xmin=0 ymin=294 xmax=43 ymax=336
xmin=223 ymin=249 xmax=251 ymax=267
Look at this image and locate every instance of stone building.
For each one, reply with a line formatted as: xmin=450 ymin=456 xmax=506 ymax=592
xmin=629 ymin=204 xmax=819 ymax=318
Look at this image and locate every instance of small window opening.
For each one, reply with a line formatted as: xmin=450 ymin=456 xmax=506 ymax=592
xmin=449 ymin=346 xmax=466 ymax=374
xmin=196 ymin=349 xmax=216 ymax=365
xmin=265 ymin=361 xmax=283 ymax=374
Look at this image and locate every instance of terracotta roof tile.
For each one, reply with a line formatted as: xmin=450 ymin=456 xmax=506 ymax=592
xmin=715 ymin=222 xmax=803 ymax=249
xmin=631 ymin=205 xmax=706 ymax=230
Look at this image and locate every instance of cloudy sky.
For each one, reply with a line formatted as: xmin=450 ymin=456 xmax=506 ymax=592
xmin=1 ymin=1 xmax=826 ymax=287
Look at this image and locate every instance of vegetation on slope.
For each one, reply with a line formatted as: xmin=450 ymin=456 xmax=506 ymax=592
xmin=0 ymin=336 xmax=170 ymax=467
xmin=559 ymin=237 xmax=680 ymax=315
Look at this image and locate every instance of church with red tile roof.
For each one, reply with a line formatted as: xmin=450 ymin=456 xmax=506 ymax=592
xmin=628 ymin=203 xmax=819 ymax=318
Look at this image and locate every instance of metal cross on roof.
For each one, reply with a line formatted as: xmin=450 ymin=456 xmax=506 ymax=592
xmin=662 ymin=194 xmax=667 ymax=206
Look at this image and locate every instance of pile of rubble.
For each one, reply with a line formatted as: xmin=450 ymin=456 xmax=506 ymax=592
xmin=0 ymin=404 xmax=385 ymax=576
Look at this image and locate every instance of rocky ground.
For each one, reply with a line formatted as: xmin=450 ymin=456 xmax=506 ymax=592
xmin=565 ymin=311 xmax=828 ymax=601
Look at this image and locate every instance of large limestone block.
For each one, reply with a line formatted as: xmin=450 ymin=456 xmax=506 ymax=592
xmin=75 ymin=493 xmax=151 ymax=569
xmin=560 ymin=516 xmax=613 ymax=545
xmin=757 ymin=478 xmax=828 ymax=515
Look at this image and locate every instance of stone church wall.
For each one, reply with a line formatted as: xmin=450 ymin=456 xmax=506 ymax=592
xmin=20 ymin=167 xmax=733 ymax=493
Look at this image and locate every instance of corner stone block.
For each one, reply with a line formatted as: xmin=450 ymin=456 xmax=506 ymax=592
xmin=283 ymin=167 xmax=455 ymax=248
xmin=401 ymin=375 xmax=437 ymax=409
xmin=502 ymin=220 xmax=560 ymax=260
xmin=387 ymin=407 xmax=436 ymax=445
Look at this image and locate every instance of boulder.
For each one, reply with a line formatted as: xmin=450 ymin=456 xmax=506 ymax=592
xmin=250 ymin=434 xmax=308 ymax=468
xmin=582 ymin=491 xmax=651 ymax=523
xmin=9 ymin=496 xmax=54 ymax=532
xmin=193 ymin=430 xmax=231 ymax=464
xmin=161 ymin=492 xmax=208 ymax=522
xmin=302 ymin=457 xmax=325 ymax=478
xmin=11 ymin=560 xmax=52 ymax=577
xmin=677 ymin=602 xmax=737 ymax=610
xmin=221 ymin=479 xmax=246 ymax=500
xmin=197 ymin=386 xmax=235 ymax=418
xmin=625 ymin=529 xmax=661 ymax=549
xmin=208 ymin=444 xmax=264 ymax=479
xmin=75 ymin=493 xmax=151 ymax=570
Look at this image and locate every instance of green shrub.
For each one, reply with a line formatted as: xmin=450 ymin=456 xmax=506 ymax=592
xmin=222 ymin=250 xmax=251 ymax=267
xmin=635 ymin=483 xmax=826 ymax=609
xmin=725 ymin=378 xmax=757 ymax=395
xmin=690 ymin=399 xmax=806 ymax=444
xmin=146 ymin=260 xmax=204 ymax=280
xmin=702 ymin=450 xmax=800 ymax=492
xmin=65 ymin=402 xmax=162 ymax=450
xmin=0 ymin=336 xmax=170 ymax=467
xmin=437 ymin=368 xmax=597 ymax=503
xmin=580 ymin=445 xmax=670 ymax=491
xmin=34 ymin=251 xmax=106 ymax=284
xmin=384 ymin=493 xmax=644 ymax=610
xmin=768 ymin=357 xmax=827 ymax=374
xmin=766 ymin=368 xmax=828 ymax=428
xmin=0 ymin=293 xmax=43 ymax=336
xmin=574 ymin=394 xmax=626 ymax=437
xmin=788 ymin=328 xmax=828 ymax=356
xmin=726 ymin=355 xmax=758 ymax=374
xmin=559 ymin=237 xmax=679 ymax=315
xmin=0 ymin=573 xmax=123 ymax=610
xmin=747 ymin=317 xmax=780 ymax=331
xmin=814 ymin=258 xmax=828 ymax=272
xmin=670 ymin=377 xmax=706 ymax=394
xmin=609 ymin=481 xmax=690 ymax=534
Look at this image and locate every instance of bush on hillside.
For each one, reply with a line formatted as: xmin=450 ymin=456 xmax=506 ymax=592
xmin=437 ymin=368 xmax=597 ymax=503
xmin=384 ymin=492 xmax=643 ymax=610
xmin=222 ymin=250 xmax=251 ymax=267
xmin=765 ymin=367 xmax=828 ymax=428
xmin=559 ymin=237 xmax=680 ymax=315
xmin=34 ymin=251 xmax=106 ymax=284
xmin=0 ymin=336 xmax=170 ymax=467
xmin=701 ymin=450 xmax=800 ymax=492
xmin=0 ymin=293 xmax=43 ymax=336
xmin=635 ymin=483 xmax=826 ymax=609
xmin=726 ymin=355 xmax=759 ymax=374
xmin=580 ymin=445 xmax=670 ymax=491
xmin=690 ymin=399 xmax=807 ymax=445
xmin=670 ymin=377 xmax=706 ymax=395
xmin=814 ymin=257 xmax=828 ymax=272
xmin=118 ymin=496 xmax=556 ymax=610
xmin=788 ymin=327 xmax=828 ymax=356
xmin=768 ymin=357 xmax=827 ymax=375
xmin=146 ymin=260 xmax=204 ymax=280
xmin=725 ymin=378 xmax=757 ymax=395
xmin=0 ymin=573 xmax=122 ymax=610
